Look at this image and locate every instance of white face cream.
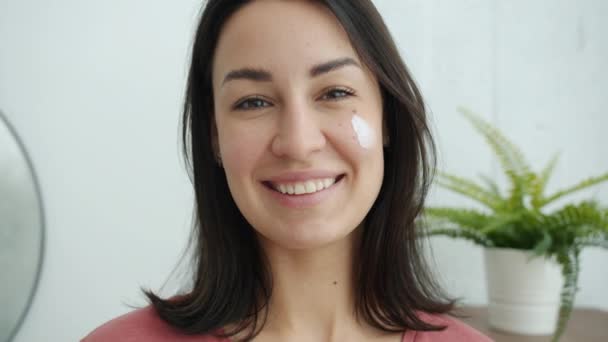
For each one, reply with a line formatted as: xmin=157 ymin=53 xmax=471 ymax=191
xmin=351 ymin=114 xmax=375 ymax=149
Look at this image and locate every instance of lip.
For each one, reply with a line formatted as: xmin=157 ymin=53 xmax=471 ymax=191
xmin=263 ymin=170 xmax=343 ymax=183
xmin=261 ymin=172 xmax=346 ymax=209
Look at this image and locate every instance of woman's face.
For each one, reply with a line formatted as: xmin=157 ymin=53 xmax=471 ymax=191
xmin=211 ymin=0 xmax=384 ymax=250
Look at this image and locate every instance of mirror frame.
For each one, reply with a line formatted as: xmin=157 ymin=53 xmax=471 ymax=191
xmin=0 ymin=110 xmax=46 ymax=342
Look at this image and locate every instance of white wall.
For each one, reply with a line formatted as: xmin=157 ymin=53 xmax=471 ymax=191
xmin=376 ymin=0 xmax=608 ymax=310
xmin=1 ymin=1 xmax=606 ymax=341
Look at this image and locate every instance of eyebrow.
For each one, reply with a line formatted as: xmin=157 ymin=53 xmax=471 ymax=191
xmin=309 ymin=57 xmax=360 ymax=77
xmin=221 ymin=57 xmax=360 ymax=86
xmin=222 ymin=68 xmax=271 ymax=86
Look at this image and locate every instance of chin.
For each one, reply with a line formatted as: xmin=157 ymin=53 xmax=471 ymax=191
xmin=257 ymin=221 xmax=357 ymax=251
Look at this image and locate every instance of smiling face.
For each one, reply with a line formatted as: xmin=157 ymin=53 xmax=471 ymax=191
xmin=211 ymin=0 xmax=385 ymax=250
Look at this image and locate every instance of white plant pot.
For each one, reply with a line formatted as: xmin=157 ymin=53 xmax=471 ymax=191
xmin=484 ymin=247 xmax=564 ymax=335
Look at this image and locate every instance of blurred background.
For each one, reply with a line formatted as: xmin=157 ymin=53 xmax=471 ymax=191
xmin=0 ymin=1 xmax=606 ymax=341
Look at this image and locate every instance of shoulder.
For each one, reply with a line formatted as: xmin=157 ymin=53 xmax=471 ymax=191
xmin=81 ymin=305 xmax=228 ymax=342
xmin=403 ymin=312 xmax=493 ymax=342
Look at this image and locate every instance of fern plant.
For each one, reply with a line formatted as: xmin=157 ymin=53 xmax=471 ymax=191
xmin=424 ymin=107 xmax=608 ymax=342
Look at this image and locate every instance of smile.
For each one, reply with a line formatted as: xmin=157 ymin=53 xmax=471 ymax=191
xmin=263 ymin=174 xmax=345 ymax=196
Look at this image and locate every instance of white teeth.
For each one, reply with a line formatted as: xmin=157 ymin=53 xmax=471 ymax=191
xmin=304 ymin=181 xmax=316 ymax=193
xmin=315 ymin=180 xmax=324 ymax=190
xmin=294 ymin=183 xmax=305 ymax=195
xmin=272 ymin=177 xmax=338 ymax=195
xmin=278 ymin=184 xmax=287 ymax=194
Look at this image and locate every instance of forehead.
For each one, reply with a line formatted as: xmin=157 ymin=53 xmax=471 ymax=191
xmin=212 ymin=0 xmax=360 ymax=85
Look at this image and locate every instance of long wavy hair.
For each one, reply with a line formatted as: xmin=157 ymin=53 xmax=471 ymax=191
xmin=144 ymin=0 xmax=454 ymax=340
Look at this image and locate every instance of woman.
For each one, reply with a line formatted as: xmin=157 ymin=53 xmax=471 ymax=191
xmin=83 ymin=1 xmax=490 ymax=341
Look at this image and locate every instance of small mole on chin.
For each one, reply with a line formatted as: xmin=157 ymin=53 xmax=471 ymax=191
xmin=333 ymin=281 xmax=338 ymax=285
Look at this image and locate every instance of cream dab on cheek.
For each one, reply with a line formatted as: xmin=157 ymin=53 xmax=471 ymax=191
xmin=351 ymin=114 xmax=375 ymax=149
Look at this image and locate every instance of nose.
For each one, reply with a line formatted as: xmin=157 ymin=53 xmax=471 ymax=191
xmin=270 ymin=100 xmax=326 ymax=161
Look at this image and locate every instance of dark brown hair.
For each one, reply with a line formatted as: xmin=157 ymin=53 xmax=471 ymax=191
xmin=144 ymin=0 xmax=454 ymax=340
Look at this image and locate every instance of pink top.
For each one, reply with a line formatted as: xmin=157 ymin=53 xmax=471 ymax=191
xmin=82 ymin=306 xmax=492 ymax=342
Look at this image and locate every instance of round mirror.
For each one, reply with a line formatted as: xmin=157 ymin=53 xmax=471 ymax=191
xmin=0 ymin=111 xmax=45 ymax=342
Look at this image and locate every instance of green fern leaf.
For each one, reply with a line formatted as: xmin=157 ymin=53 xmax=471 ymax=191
xmin=575 ymin=234 xmax=608 ymax=249
xmin=531 ymin=153 xmax=560 ymax=208
xmin=478 ymin=173 xmax=503 ymax=198
xmin=504 ymin=169 xmax=533 ymax=210
xmin=546 ymin=201 xmax=607 ymax=232
xmin=540 ymin=172 xmax=608 ymax=207
xmin=479 ymin=212 xmax=523 ymax=235
xmin=424 ymin=207 xmax=491 ymax=230
xmin=532 ymin=230 xmax=553 ymax=256
xmin=436 ymin=172 xmax=502 ymax=210
xmin=426 ymin=227 xmax=494 ymax=247
xmin=458 ymin=107 xmax=532 ymax=178
xmin=553 ymin=248 xmax=581 ymax=342
xmin=458 ymin=108 xmax=541 ymax=211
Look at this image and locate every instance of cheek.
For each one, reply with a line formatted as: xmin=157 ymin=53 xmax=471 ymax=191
xmin=330 ymin=111 xmax=382 ymax=159
xmin=218 ymin=122 xmax=268 ymax=178
xmin=351 ymin=114 xmax=376 ymax=149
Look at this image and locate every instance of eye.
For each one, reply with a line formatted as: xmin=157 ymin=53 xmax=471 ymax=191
xmin=234 ymin=96 xmax=272 ymax=110
xmin=320 ymin=87 xmax=356 ymax=101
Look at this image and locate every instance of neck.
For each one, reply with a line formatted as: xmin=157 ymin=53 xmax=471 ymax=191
xmin=257 ymin=229 xmax=360 ymax=340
